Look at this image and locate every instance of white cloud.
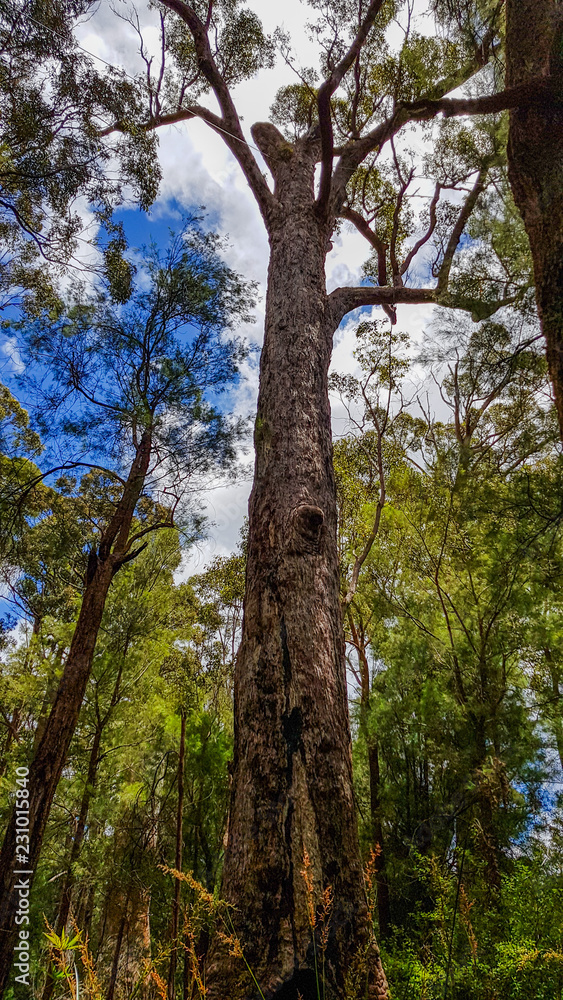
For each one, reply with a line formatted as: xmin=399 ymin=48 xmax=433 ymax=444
xmin=0 ymin=338 xmax=25 ymax=375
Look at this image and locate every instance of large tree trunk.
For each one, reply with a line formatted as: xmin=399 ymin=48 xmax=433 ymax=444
xmin=0 ymin=432 xmax=151 ymax=996
xmin=206 ymin=128 xmax=388 ymax=1000
xmin=506 ymin=0 xmax=563 ymax=432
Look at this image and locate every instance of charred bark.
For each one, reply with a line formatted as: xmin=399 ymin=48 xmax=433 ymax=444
xmin=0 ymin=432 xmax=152 ymax=996
xmin=506 ymin=0 xmax=563 ymax=433
xmin=205 ymin=127 xmax=387 ymax=1000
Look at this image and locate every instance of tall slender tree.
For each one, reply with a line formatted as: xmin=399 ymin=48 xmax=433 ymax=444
xmin=0 ymin=225 xmax=252 ymax=992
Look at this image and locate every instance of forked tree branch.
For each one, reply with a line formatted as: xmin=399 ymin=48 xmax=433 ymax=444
xmin=400 ymin=182 xmax=441 ymax=277
xmin=339 ymin=205 xmax=396 ymax=323
xmin=331 ymin=78 xmax=558 ymax=214
xmin=316 ymin=0 xmax=386 ymax=219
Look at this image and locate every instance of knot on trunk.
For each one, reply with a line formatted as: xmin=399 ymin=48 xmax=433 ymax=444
xmin=251 ymin=122 xmax=294 ymax=169
xmin=86 ymin=547 xmax=99 ymax=585
xmin=290 ymin=503 xmax=324 ymax=554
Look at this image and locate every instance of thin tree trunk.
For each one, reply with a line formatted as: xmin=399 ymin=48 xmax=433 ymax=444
xmin=349 ymin=613 xmax=391 ymax=939
xmin=472 ymin=722 xmax=501 ymax=896
xmin=366 ymin=742 xmax=391 ymax=941
xmin=205 ymin=126 xmax=388 ymax=1000
xmin=0 ymin=709 xmax=20 ymax=780
xmin=544 ymin=648 xmax=563 ymax=771
xmin=506 ymin=0 xmax=563 ymax=433
xmin=106 ymin=912 xmax=127 ymax=1000
xmin=0 ymin=432 xmax=151 ymax=996
xmin=168 ymin=711 xmax=186 ymax=1000
xmin=41 ymin=724 xmax=103 ymax=1000
xmin=97 ymin=877 xmax=152 ymax=1000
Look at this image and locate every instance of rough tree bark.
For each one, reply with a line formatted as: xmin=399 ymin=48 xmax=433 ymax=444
xmin=506 ymin=0 xmax=563 ymax=432
xmin=0 ymin=432 xmax=151 ymax=995
xmin=204 ymin=125 xmax=388 ymax=1000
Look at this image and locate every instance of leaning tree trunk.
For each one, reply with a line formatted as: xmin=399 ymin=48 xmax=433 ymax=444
xmin=506 ymin=0 xmax=563 ymax=432
xmin=205 ymin=127 xmax=388 ymax=1000
xmin=0 ymin=432 xmax=151 ymax=996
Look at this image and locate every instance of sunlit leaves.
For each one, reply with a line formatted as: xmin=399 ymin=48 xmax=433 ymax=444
xmin=270 ymin=81 xmax=318 ymax=140
xmin=157 ymin=0 xmax=274 ymax=101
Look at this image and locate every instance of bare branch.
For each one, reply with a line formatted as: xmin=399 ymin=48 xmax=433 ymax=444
xmin=400 ymin=183 xmax=441 ymax=277
xmin=329 ymin=282 xmax=519 ymax=327
xmin=339 ymin=205 xmax=396 ymax=323
xmin=329 ymin=284 xmax=436 ymax=326
xmin=437 ymin=166 xmax=489 ymax=293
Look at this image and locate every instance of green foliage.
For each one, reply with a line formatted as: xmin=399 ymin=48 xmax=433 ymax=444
xmin=333 ymin=312 xmax=563 ymax=996
xmin=0 ymin=382 xmax=52 ymax=573
xmin=146 ymin=0 xmax=274 ymax=123
xmin=270 ymin=78 xmax=319 ymax=140
xmin=0 ymin=0 xmax=161 ymax=310
xmin=382 ymin=849 xmax=563 ymax=999
xmin=10 ymin=221 xmax=254 ymax=541
xmin=0 ymin=384 xmax=41 ymax=457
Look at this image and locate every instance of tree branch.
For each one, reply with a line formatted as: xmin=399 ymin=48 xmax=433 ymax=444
xmin=328 ymin=283 xmax=518 ymax=327
xmin=331 ymin=78 xmax=557 ymax=213
xmin=400 ymin=183 xmax=441 ymax=277
xmin=329 ymin=284 xmax=436 ymax=325
xmin=157 ymin=0 xmax=275 ymax=222
xmin=437 ymin=166 xmax=489 ymax=292
xmin=339 ymin=205 xmax=396 ymax=323
xmin=316 ymin=0 xmax=386 ymax=218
